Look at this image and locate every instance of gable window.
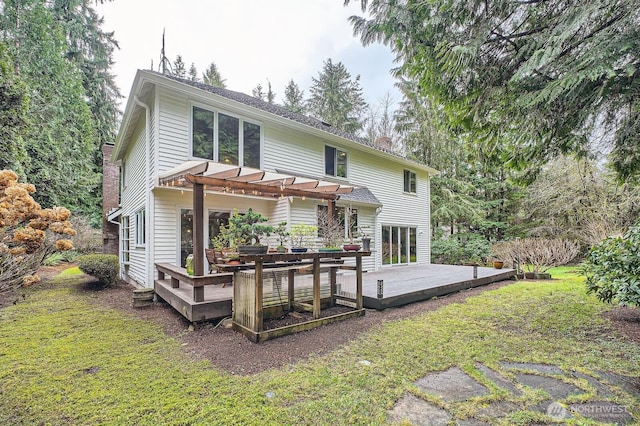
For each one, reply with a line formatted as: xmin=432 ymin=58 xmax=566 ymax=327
xmin=192 ymin=105 xmax=261 ymax=167
xmin=135 ymin=209 xmax=146 ymax=246
xmin=325 ymin=146 xmax=347 ymax=178
xmin=404 ymin=170 xmax=416 ymax=193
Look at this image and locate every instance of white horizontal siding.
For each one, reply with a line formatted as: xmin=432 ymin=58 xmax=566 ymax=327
xmin=120 ymin=119 xmax=148 ymax=285
xmin=156 ymin=87 xmax=190 ymax=173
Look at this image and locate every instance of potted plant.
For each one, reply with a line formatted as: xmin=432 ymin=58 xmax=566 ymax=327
xmin=358 ymin=226 xmax=371 ymax=252
xmin=273 ymin=221 xmax=289 ymax=253
xmin=289 ymin=223 xmax=317 ymax=253
xmin=228 ymin=209 xmax=274 ymax=255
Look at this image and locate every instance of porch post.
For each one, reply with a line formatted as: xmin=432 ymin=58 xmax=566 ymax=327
xmin=193 ymin=182 xmax=205 ymax=276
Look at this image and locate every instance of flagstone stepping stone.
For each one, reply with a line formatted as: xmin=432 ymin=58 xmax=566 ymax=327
xmin=596 ymin=371 xmax=640 ymax=398
xmin=500 ymin=362 xmax=564 ymax=375
xmin=514 ymin=373 xmax=583 ymax=400
xmin=568 ymin=401 xmax=634 ymax=424
xmin=475 ymin=363 xmax=520 ymax=395
xmin=386 ymin=393 xmax=451 ymax=426
xmin=569 ymin=371 xmax=614 ymax=398
xmin=415 ymin=367 xmax=490 ymax=402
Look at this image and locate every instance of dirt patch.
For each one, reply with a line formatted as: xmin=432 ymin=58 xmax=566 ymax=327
xmin=81 ymin=278 xmax=512 ymax=375
xmin=604 ymin=306 xmax=640 ymax=345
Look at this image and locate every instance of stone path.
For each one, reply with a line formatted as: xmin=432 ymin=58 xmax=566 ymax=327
xmin=387 ymin=362 xmax=639 ymax=425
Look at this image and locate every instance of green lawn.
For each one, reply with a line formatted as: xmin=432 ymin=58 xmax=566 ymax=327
xmin=0 ymin=267 xmax=638 ymax=425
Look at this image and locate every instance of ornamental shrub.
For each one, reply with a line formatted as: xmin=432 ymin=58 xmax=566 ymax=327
xmin=582 ymin=224 xmax=640 ymax=307
xmin=0 ymin=169 xmax=76 ymax=294
xmin=77 ymin=254 xmax=119 ymax=286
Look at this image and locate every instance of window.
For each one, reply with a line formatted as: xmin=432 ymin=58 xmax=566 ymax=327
xmin=218 ymin=113 xmax=239 ymax=165
xmin=382 ymin=225 xmax=417 ymax=265
xmin=192 ymin=106 xmax=261 ymax=167
xmin=317 ymin=205 xmax=358 ymax=239
xmin=135 ymin=209 xmax=146 ymax=246
xmin=121 ymin=216 xmax=130 ymax=263
xmin=192 ymin=106 xmax=214 ymax=160
xmin=404 ymin=170 xmax=416 ymax=193
xmin=325 ymin=146 xmax=347 ymax=178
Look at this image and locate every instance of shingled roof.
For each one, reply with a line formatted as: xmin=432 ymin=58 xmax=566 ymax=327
xmin=156 ymin=71 xmax=430 ymax=169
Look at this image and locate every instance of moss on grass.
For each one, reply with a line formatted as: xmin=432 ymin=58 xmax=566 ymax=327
xmin=0 ymin=267 xmax=638 ymax=425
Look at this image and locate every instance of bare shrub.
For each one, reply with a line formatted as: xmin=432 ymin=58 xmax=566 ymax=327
xmin=491 ymin=238 xmax=579 ymax=273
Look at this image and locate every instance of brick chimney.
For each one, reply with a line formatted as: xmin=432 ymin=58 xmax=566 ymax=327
xmin=102 ymin=144 xmax=120 ymax=255
xmin=375 ymin=136 xmax=393 ymax=151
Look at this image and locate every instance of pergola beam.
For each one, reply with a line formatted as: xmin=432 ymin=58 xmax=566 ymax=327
xmin=185 ymin=174 xmax=344 ymax=201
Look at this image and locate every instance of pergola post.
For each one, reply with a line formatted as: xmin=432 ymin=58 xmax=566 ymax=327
xmin=328 ymin=200 xmax=335 ymax=230
xmin=193 ymin=182 xmax=205 ymax=276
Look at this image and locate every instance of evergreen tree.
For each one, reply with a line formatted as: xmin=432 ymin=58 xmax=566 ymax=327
xmin=0 ymin=42 xmax=29 ymax=176
xmin=0 ymin=1 xmax=99 ymax=219
xmin=348 ymin=0 xmax=640 ymax=181
xmin=202 ymin=61 xmax=226 ymax=87
xmin=266 ymin=81 xmax=276 ymax=104
xmin=283 ymin=79 xmax=305 ymax=114
xmin=307 ymin=58 xmax=367 ymax=134
xmin=188 ymin=62 xmax=199 ymax=81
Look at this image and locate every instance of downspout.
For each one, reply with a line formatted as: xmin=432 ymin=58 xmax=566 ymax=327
xmin=134 ymin=95 xmax=153 ymax=288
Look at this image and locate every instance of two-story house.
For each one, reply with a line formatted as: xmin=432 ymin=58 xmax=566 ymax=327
xmin=109 ymin=70 xmax=438 ymax=288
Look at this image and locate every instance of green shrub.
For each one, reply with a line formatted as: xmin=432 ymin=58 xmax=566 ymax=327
xmin=77 ymin=254 xmax=119 ymax=286
xmin=582 ymin=224 xmax=640 ymax=307
xmin=431 ymin=232 xmax=490 ymax=265
xmin=43 ymin=252 xmax=65 ymax=266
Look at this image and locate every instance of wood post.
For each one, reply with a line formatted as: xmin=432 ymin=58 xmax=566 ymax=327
xmin=313 ymin=257 xmax=321 ymax=319
xmin=288 ymin=269 xmax=295 ymax=310
xmin=356 ymin=255 xmax=363 ymax=309
xmin=254 ymin=260 xmax=264 ymax=332
xmin=193 ymin=182 xmax=205 ymax=276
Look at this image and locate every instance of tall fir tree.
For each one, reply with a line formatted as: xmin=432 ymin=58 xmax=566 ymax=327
xmin=202 ymin=61 xmax=226 ymax=87
xmin=0 ymin=41 xmax=30 ymax=176
xmin=307 ymin=58 xmax=367 ymax=134
xmin=0 ymin=0 xmax=100 ymax=220
xmin=172 ymin=54 xmax=186 ymax=78
xmin=283 ymin=79 xmax=305 ymax=114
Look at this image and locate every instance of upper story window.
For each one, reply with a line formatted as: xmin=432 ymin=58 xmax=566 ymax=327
xmin=325 ymin=145 xmax=347 ymax=178
xmin=192 ymin=106 xmax=261 ymax=168
xmin=404 ymin=169 xmax=416 ymax=193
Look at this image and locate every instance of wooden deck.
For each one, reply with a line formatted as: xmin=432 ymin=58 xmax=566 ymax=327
xmin=154 ymin=263 xmax=514 ymax=322
xmin=360 ymin=263 xmax=515 ymax=310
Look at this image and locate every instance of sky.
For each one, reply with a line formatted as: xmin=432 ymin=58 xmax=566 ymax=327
xmin=97 ymin=0 xmax=401 ymax=111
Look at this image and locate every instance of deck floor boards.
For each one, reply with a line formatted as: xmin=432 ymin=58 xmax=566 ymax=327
xmin=154 ymin=264 xmax=514 ymax=321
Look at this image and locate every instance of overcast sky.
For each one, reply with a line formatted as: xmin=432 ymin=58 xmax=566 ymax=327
xmin=97 ymin=0 xmax=400 ymax=111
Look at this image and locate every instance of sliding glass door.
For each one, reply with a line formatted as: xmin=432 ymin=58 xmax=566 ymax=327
xmin=382 ymin=225 xmax=417 ymax=265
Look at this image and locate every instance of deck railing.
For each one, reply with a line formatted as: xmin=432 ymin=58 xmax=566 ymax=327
xmin=155 ymin=263 xmax=233 ymax=302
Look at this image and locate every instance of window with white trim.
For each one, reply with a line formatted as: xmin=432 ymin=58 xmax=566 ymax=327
xmin=192 ymin=105 xmax=261 ymax=168
xmin=325 ymin=146 xmax=347 ymax=178
xmin=403 ymin=169 xmax=416 ymax=193
xmin=134 ymin=209 xmax=146 ymax=246
xmin=121 ymin=216 xmax=130 ymax=263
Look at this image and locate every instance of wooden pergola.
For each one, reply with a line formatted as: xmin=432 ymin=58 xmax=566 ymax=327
xmin=158 ymin=161 xmax=355 ymax=275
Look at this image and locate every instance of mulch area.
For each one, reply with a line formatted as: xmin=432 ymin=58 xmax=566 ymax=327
xmin=3 ymin=267 xmax=640 ymax=376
